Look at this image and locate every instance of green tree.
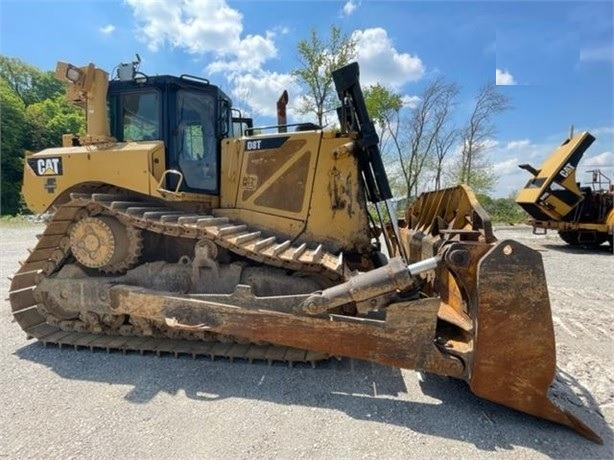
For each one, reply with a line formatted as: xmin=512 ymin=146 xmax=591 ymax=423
xmin=363 ymin=83 xmax=405 ymax=196
xmin=0 ymin=56 xmax=64 ymax=106
xmin=477 ymin=193 xmax=527 ymax=224
xmin=0 ymin=55 xmax=85 ymax=215
xmin=292 ymin=25 xmax=357 ymax=126
xmin=0 ymin=56 xmax=37 ymax=103
xmin=26 ymin=94 xmax=84 ymax=151
xmin=364 ymin=83 xmax=403 ymax=127
xmin=1 ymin=78 xmax=27 ymax=214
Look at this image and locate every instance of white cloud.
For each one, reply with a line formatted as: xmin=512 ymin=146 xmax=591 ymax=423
xmin=124 ymin=0 xmax=277 ymax=69
xmin=480 ymin=139 xmax=499 ymax=150
xmin=580 ymin=44 xmax=614 ymax=62
xmin=352 ymin=28 xmax=425 ymax=89
xmin=100 ymin=24 xmax=115 ymax=35
xmin=342 ymin=0 xmax=359 ymax=16
xmin=494 ymin=139 xmax=540 ymax=165
xmin=493 ymin=157 xmax=520 ymax=176
xmin=486 ymin=138 xmax=542 ymax=196
xmin=230 ymin=71 xmax=301 ymax=119
xmin=206 ymin=32 xmax=277 ymax=74
xmin=584 ymin=151 xmax=614 ymax=167
xmin=124 ymin=0 xmax=285 ymax=117
xmin=123 ymin=4 xmax=424 ymax=124
xmin=505 ymin=139 xmax=531 ymax=150
xmin=571 ymin=127 xmax=614 ymax=183
xmin=592 ymin=126 xmax=614 ymax=136
xmin=274 ymin=25 xmax=290 ymax=36
xmin=577 ymin=151 xmax=613 ymax=190
xmin=496 ymin=68 xmax=516 ymax=85
xmin=401 ymin=94 xmax=421 ymax=109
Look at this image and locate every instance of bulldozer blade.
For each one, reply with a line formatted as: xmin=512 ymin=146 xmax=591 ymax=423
xmin=397 ymin=184 xmax=602 ymax=442
xmin=470 ymin=239 xmax=602 ymax=444
xmin=103 ymin=237 xmax=603 ymax=443
xmin=101 ymin=237 xmax=603 ymax=442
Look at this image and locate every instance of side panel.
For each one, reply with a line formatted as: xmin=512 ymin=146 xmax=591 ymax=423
xmin=304 ymin=135 xmax=372 ymax=254
xmin=22 ymin=142 xmax=166 ymax=213
xmin=234 ymin=133 xmax=320 ymax=220
xmin=218 ymin=131 xmax=372 ymax=254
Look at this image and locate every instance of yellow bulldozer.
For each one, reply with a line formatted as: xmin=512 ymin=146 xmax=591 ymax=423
xmin=9 ymin=57 xmax=601 ymax=443
xmin=516 ymin=130 xmax=614 ymax=250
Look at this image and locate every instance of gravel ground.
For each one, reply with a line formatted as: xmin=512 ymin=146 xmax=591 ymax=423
xmin=1 ymin=223 xmax=612 ymax=459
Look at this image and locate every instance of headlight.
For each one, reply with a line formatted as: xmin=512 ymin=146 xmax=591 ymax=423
xmin=66 ymin=66 xmax=82 ymax=83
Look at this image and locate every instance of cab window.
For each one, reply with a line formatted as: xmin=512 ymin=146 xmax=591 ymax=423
xmin=176 ymin=89 xmax=217 ymax=191
xmin=122 ymin=92 xmax=160 ymax=141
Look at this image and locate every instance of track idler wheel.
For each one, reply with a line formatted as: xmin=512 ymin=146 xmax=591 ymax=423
xmin=69 ymin=215 xmax=142 ymax=273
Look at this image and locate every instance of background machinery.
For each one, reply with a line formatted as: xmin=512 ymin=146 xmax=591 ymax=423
xmin=516 ymin=130 xmax=614 ymax=249
xmin=9 ymin=57 xmax=602 ymax=443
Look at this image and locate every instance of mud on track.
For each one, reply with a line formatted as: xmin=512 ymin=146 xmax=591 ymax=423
xmin=1 ymin=223 xmax=612 ymax=459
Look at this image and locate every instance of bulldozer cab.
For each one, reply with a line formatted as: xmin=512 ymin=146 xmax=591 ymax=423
xmin=107 ymin=75 xmax=249 ymax=195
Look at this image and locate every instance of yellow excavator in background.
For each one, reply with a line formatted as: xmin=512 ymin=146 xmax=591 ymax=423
xmin=516 ymin=129 xmax=614 ymax=250
xmin=9 ymin=57 xmax=602 ymax=443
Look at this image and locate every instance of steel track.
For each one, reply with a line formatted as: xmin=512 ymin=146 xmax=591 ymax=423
xmin=9 ymin=192 xmax=343 ymax=366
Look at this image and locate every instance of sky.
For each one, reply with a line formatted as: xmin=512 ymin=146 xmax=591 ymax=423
xmin=1 ymin=0 xmax=613 ymax=197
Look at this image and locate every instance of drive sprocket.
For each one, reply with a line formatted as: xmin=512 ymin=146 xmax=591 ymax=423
xmin=69 ymin=214 xmax=142 ymax=273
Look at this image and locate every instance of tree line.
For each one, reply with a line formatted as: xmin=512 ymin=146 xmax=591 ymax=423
xmin=292 ymin=26 xmax=525 ymax=223
xmin=293 ymin=26 xmax=512 ymax=201
xmin=1 ymin=56 xmax=84 ymax=214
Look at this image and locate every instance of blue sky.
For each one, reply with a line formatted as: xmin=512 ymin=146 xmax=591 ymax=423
xmin=1 ymin=0 xmax=612 ymax=197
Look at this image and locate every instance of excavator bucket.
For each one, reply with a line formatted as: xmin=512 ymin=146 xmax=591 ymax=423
xmin=397 ymin=185 xmax=601 ymax=443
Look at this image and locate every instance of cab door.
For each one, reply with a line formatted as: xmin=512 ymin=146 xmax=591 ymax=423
xmin=174 ymin=89 xmax=219 ymax=193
